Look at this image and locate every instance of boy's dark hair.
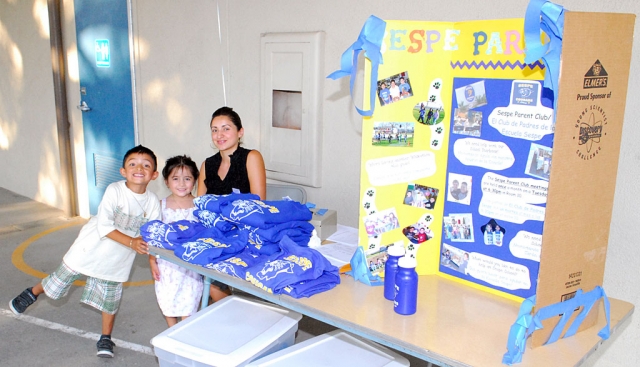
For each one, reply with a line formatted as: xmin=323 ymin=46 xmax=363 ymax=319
xmin=211 ymin=106 xmax=242 ymax=131
xmin=123 ymin=145 xmax=158 ymax=171
xmin=162 ymin=155 xmax=199 ymax=181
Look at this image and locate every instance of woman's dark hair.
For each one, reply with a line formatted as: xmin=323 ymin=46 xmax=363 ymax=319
xmin=162 ymin=155 xmax=199 ymax=181
xmin=211 ymin=106 xmax=242 ymax=130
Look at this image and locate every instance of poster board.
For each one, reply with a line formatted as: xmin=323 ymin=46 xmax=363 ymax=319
xmin=354 ymin=12 xmax=634 ymax=347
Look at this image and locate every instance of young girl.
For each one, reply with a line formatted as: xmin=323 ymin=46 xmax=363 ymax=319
xmin=149 ymin=155 xmax=203 ymax=327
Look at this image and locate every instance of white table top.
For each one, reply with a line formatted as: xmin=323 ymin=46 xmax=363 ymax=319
xmin=149 ymin=247 xmax=634 ymax=367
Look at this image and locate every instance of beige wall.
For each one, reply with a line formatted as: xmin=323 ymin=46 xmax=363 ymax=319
xmin=0 ymin=0 xmax=64 ymax=209
xmin=131 ymin=0 xmax=227 ymax=186
xmin=1 ymin=0 xmax=639 ymax=365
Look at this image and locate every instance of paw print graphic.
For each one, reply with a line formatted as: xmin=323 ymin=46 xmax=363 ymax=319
xmin=369 ymin=244 xmax=376 ymax=249
xmin=435 ymin=127 xmax=443 ymax=134
xmin=425 ymin=214 xmax=433 ymax=221
xmin=432 ymin=140 xmax=439 ymax=147
xmin=367 ymin=190 xmax=374 ymax=197
xmin=429 ymin=95 xmax=436 ymax=102
xmin=433 ymin=82 xmax=441 ymax=89
xmin=364 ymin=203 xmax=370 ymax=210
xmin=408 ymin=244 xmax=415 ymax=251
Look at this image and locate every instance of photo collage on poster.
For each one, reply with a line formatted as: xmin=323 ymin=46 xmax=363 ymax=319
xmin=361 ymin=69 xmax=447 ymax=263
xmin=441 ymin=78 xmax=554 ymax=299
xmin=354 ymin=18 xmax=553 ymax=300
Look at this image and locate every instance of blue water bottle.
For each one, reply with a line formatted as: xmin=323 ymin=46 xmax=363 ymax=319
xmin=384 ymin=245 xmax=406 ymax=300
xmin=394 ymin=257 xmax=418 ymax=315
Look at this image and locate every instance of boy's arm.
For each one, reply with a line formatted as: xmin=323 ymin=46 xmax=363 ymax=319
xmin=105 ymin=229 xmax=149 ymax=255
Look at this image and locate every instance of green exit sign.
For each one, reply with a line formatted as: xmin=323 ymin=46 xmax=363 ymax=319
xmin=95 ymin=39 xmax=110 ymax=67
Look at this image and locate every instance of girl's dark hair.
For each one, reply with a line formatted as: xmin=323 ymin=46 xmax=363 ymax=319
xmin=211 ymin=106 xmax=242 ymax=130
xmin=162 ymin=155 xmax=199 ymax=181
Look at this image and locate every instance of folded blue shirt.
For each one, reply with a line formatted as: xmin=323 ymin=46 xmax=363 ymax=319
xmin=194 ymin=193 xmax=260 ymax=213
xmin=173 ymin=227 xmax=248 ymax=266
xmin=166 ymin=220 xmax=207 ymax=243
xmin=242 ymin=221 xmax=314 ymax=243
xmin=194 ymin=209 xmax=236 ymax=231
xmin=282 ymin=272 xmax=341 ymax=298
xmin=220 ymin=199 xmax=312 ymax=229
xmin=206 ymin=248 xmax=269 ymax=279
xmin=246 ymin=238 xmax=282 ymax=256
xmin=140 ymin=220 xmax=174 ymax=249
xmin=245 ymin=236 xmax=339 ymax=294
xmin=140 ymin=219 xmax=208 ymax=249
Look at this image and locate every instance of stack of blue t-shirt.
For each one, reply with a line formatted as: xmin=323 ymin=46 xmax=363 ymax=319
xmin=194 ymin=194 xmax=315 ymax=255
xmin=141 ymin=194 xmax=340 ymax=298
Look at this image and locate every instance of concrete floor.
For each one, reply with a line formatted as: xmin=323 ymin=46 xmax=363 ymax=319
xmin=0 ymin=188 xmax=430 ymax=366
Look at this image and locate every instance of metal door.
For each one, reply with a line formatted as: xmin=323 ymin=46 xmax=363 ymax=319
xmin=74 ymin=0 xmax=136 ymax=214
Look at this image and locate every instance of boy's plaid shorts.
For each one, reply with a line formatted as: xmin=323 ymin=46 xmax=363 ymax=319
xmin=42 ymin=262 xmax=123 ymax=314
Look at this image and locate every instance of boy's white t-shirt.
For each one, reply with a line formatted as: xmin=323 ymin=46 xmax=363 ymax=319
xmin=63 ymin=180 xmax=161 ymax=282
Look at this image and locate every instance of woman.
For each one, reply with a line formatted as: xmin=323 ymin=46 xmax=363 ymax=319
xmin=197 ymin=106 xmax=266 ymax=301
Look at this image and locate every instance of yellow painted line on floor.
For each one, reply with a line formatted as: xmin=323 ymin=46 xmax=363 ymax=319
xmin=11 ymin=221 xmax=153 ymax=287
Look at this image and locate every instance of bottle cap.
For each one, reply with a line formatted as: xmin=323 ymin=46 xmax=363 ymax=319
xmin=398 ymin=256 xmax=417 ymax=268
xmin=388 ymin=245 xmax=406 ymax=256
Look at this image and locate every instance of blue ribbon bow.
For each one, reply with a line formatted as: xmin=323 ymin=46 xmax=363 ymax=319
xmin=346 ymin=246 xmax=384 ymax=286
xmin=327 ymin=15 xmax=386 ymax=117
xmin=503 ymin=286 xmax=611 ymax=365
xmin=524 ymin=0 xmax=565 ymax=111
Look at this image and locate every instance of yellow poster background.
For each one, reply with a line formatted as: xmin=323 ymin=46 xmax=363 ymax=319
xmin=358 ymin=18 xmax=545 ymax=300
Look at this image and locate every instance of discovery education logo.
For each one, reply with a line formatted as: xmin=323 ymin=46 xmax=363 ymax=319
xmin=583 ymin=60 xmax=608 ymax=89
xmin=574 ymin=105 xmax=607 ymax=160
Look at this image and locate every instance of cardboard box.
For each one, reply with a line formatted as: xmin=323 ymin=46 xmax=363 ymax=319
xmin=247 ymin=330 xmax=410 ymax=367
xmin=309 ymin=208 xmax=337 ymax=241
xmin=531 ymin=11 xmax=635 ymax=347
xmin=151 ymin=296 xmax=302 ymax=367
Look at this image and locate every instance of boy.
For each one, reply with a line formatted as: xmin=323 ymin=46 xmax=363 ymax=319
xmin=399 ymin=76 xmax=411 ymax=97
xmin=9 ymin=145 xmax=161 ymax=358
xmin=378 ymin=82 xmax=391 ymax=106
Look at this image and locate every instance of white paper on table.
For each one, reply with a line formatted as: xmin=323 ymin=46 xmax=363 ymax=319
xmin=316 ymin=242 xmax=358 ymax=267
xmin=326 ymin=225 xmax=359 ymax=246
xmin=318 ymin=225 xmax=359 ymax=267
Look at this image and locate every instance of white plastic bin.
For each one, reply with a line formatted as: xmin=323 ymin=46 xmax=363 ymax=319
xmin=246 ymin=330 xmax=410 ymax=367
xmin=151 ymin=295 xmax=302 ymax=367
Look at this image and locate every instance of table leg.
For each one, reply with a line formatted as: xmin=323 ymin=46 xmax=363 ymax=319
xmin=201 ymin=276 xmax=211 ymax=310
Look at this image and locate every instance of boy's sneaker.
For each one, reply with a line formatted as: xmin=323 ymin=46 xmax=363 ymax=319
xmin=96 ymin=336 xmax=115 ymax=358
xmin=9 ymin=287 xmax=38 ymax=315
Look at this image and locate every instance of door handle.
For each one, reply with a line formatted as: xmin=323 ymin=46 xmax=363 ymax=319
xmin=77 ymin=101 xmax=91 ymax=112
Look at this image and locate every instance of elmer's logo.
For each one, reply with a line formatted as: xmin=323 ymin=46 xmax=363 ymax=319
xmin=574 ymin=105 xmax=607 ymax=160
xmin=583 ymin=60 xmax=608 ymax=89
